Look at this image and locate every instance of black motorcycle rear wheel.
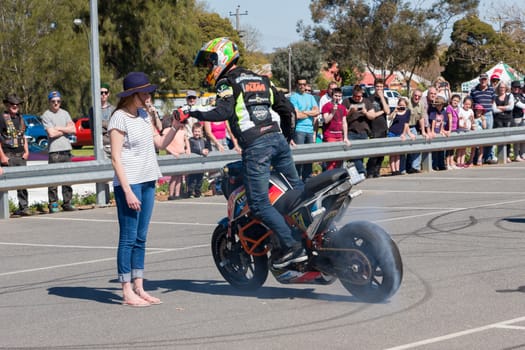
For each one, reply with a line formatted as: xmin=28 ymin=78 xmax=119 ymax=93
xmin=330 ymin=221 xmax=403 ymax=302
xmin=211 ymin=224 xmax=269 ymax=291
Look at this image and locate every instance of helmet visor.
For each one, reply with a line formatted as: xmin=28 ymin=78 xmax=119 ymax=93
xmin=194 ymin=50 xmax=218 ymax=68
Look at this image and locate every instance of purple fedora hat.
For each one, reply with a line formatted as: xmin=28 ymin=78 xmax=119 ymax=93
xmin=117 ymin=72 xmax=157 ymax=97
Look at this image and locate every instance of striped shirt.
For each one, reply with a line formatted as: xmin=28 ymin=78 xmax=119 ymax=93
xmin=470 ymin=85 xmax=494 ymax=111
xmin=108 ymin=109 xmax=161 ymax=186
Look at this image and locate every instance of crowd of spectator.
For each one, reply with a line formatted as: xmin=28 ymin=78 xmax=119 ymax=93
xmin=308 ymin=73 xmax=525 ymax=177
xmin=3 ymin=73 xmax=525 ymax=216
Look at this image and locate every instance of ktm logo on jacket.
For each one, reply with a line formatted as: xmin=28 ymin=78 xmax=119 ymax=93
xmin=243 ymin=82 xmax=267 ymax=93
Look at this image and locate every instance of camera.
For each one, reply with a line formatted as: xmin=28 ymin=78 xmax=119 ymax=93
xmin=439 ymin=82 xmax=448 ymax=87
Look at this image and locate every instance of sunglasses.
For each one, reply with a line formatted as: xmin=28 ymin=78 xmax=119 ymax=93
xmin=9 ymin=103 xmax=20 ymax=107
xmin=100 ymin=90 xmax=109 ymax=95
xmin=305 ymin=89 xmax=312 ymax=93
xmin=50 ymin=99 xmax=61 ymax=104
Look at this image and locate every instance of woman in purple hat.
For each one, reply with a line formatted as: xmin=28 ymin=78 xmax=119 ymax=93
xmin=109 ymin=72 xmax=182 ymax=307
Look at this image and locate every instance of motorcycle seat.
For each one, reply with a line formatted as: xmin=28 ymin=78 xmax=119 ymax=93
xmin=273 ymin=188 xmax=303 ymax=215
xmin=303 ymin=168 xmax=349 ymax=195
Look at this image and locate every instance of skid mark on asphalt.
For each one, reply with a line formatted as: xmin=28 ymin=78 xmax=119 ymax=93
xmin=385 ymin=316 xmax=525 ymax=350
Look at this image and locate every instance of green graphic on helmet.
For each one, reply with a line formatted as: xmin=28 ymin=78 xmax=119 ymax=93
xmin=194 ymin=37 xmax=240 ymax=87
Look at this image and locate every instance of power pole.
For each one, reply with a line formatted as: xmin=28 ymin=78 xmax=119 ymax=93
xmin=229 ymin=5 xmax=248 ymax=37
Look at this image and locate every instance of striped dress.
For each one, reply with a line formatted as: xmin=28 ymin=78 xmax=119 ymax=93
xmin=108 ymin=109 xmax=162 ymax=186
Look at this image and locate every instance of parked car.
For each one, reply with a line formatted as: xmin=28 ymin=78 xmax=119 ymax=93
xmin=72 ymin=117 xmax=92 ymax=149
xmin=341 ymin=85 xmax=375 ymax=102
xmin=384 ymin=89 xmax=401 ymax=111
xmin=22 ymin=114 xmax=48 ymax=149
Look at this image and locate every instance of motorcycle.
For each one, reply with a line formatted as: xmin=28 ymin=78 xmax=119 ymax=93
xmin=211 ymin=161 xmax=403 ymax=302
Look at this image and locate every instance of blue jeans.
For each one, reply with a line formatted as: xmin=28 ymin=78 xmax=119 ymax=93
xmin=115 ymin=181 xmax=156 ymax=283
xmin=293 ymin=131 xmax=314 ymax=180
xmin=347 ymin=131 xmax=369 ymax=175
xmin=405 ymin=126 xmax=421 ymax=171
xmin=483 ymin=111 xmax=494 ymax=161
xmin=48 ymin=151 xmax=73 ymax=206
xmin=242 ymin=133 xmax=304 ymax=249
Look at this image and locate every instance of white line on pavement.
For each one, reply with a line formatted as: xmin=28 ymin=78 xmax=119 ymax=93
xmin=0 ymin=243 xmax=209 ymax=277
xmin=385 ymin=316 xmax=525 ymax=350
xmin=24 ymin=216 xmax=217 ymax=226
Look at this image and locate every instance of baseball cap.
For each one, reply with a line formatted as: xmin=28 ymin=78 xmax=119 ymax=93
xmin=186 ymin=90 xmax=197 ymax=98
xmin=511 ymin=81 xmax=521 ymax=88
xmin=490 ymin=74 xmax=500 ymax=81
xmin=474 ymin=104 xmax=484 ymax=111
xmin=479 ymin=73 xmax=488 ymax=80
xmin=48 ymin=91 xmax=61 ymax=100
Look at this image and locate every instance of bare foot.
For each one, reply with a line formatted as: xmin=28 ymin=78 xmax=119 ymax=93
xmin=122 ymin=295 xmax=150 ymax=307
xmin=134 ymin=289 xmax=162 ymax=305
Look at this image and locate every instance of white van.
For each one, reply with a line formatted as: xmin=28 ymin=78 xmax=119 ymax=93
xmin=384 ymin=89 xmax=401 ymax=111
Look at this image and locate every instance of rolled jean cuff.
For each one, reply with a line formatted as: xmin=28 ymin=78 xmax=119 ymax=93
xmin=131 ymin=269 xmax=144 ymax=280
xmin=118 ymin=272 xmax=131 ymax=283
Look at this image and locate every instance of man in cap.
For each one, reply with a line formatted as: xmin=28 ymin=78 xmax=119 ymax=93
xmin=183 ymin=90 xmax=199 ymax=137
xmin=470 ymin=73 xmax=496 ymax=164
xmin=511 ymin=80 xmax=525 ymax=161
xmin=88 ymin=83 xmax=115 ymax=156
xmin=0 ymin=94 xmax=31 ymax=216
xmin=41 ymin=91 xmax=77 ymax=213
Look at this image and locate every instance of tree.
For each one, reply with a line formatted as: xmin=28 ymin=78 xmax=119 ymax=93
xmin=0 ymin=0 xmax=242 ymax=118
xmin=271 ymin=41 xmax=321 ymax=91
xmin=239 ymin=24 xmax=262 ymax=53
xmin=442 ymin=15 xmax=525 ymax=88
xmin=302 ymin=0 xmax=478 ymax=93
xmin=0 ymin=0 xmax=89 ymax=117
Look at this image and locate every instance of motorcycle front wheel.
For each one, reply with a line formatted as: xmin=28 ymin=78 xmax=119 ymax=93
xmin=330 ymin=221 xmax=403 ymax=302
xmin=211 ymin=224 xmax=269 ymax=291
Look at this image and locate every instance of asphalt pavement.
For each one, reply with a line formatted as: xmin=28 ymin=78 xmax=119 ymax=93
xmin=1 ymin=162 xmax=525 ymax=349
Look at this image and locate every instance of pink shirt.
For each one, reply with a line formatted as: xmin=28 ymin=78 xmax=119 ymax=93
xmin=446 ymin=105 xmax=459 ymax=131
xmin=210 ymin=121 xmax=227 ymax=140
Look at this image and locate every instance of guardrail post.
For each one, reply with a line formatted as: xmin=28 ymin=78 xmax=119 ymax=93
xmin=497 ymin=145 xmax=508 ymax=164
xmin=0 ymin=191 xmax=9 ymax=220
xmin=95 ymin=182 xmax=108 ymax=206
xmin=421 ymin=151 xmax=432 ymax=172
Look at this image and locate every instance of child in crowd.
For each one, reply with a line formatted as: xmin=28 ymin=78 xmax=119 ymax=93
xmin=387 ymin=98 xmax=415 ymax=175
xmin=470 ymin=104 xmax=487 ymax=166
xmin=445 ymin=94 xmax=460 ymax=169
xmin=187 ymin=122 xmax=211 ymax=198
xmin=429 ymin=96 xmax=447 ymax=170
xmin=469 ymin=104 xmax=487 ymax=166
xmin=456 ymin=96 xmax=474 ymax=168
xmin=164 ymin=109 xmax=190 ymax=200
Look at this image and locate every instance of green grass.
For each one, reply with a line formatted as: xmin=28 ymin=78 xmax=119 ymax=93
xmin=71 ymin=146 xmax=94 ymax=157
xmin=71 ymin=146 xmax=168 ymax=157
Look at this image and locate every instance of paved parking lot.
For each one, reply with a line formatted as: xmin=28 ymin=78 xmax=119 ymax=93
xmin=1 ymin=163 xmax=525 ymax=349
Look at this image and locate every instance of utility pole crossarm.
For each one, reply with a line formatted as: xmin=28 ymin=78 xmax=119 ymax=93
xmin=229 ymin=5 xmax=248 ymax=37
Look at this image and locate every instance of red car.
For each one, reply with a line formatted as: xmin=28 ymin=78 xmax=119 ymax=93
xmin=72 ymin=117 xmax=92 ymax=149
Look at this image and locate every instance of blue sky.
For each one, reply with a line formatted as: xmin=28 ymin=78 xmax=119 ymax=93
xmin=201 ymin=0 xmax=520 ymax=53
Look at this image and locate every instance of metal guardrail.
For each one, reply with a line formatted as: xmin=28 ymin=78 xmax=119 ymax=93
xmin=1 ymin=126 xmax=525 ymax=219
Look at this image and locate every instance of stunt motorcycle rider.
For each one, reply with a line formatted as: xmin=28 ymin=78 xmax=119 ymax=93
xmin=189 ymin=37 xmax=307 ymax=268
